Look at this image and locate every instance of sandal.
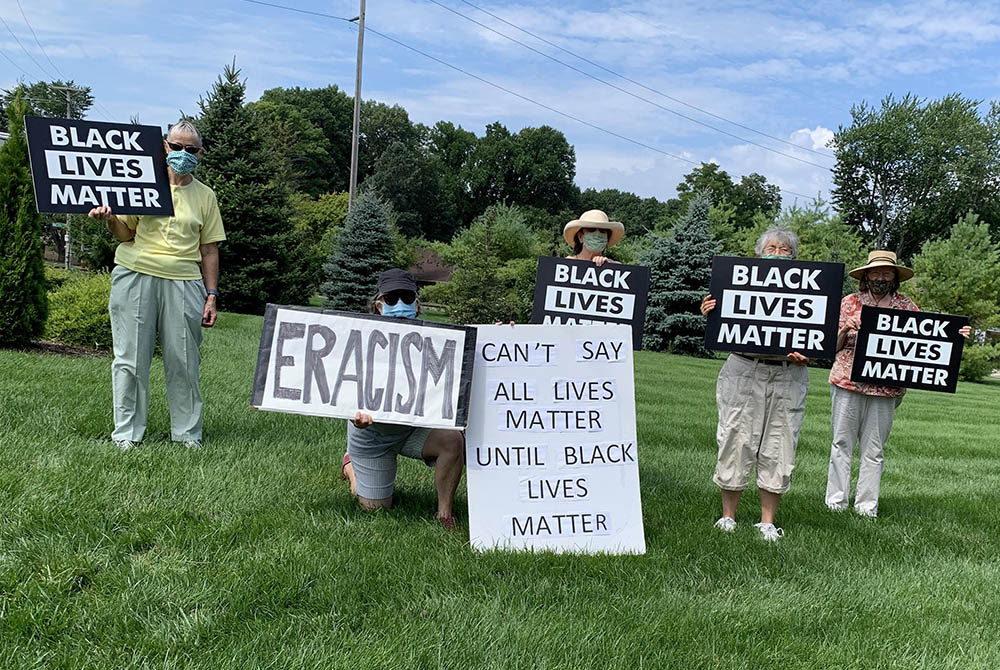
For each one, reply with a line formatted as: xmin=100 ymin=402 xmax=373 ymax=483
xmin=340 ymin=452 xmax=352 ymax=481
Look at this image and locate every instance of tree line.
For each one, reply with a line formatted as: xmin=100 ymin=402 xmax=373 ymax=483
xmin=2 ymin=65 xmax=999 ymax=378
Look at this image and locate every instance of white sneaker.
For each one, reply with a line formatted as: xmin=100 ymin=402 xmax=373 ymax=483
xmin=183 ymin=440 xmax=203 ymax=450
xmin=754 ymin=522 xmax=784 ymax=541
xmin=113 ymin=440 xmax=135 ymax=451
xmin=714 ymin=516 xmax=737 ymax=532
xmin=827 ymin=503 xmax=847 ymax=512
xmin=854 ymin=507 xmax=877 ymax=519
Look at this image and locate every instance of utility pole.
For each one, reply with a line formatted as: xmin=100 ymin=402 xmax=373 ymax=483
xmin=348 ymin=0 xmax=366 ymax=211
xmin=52 ymin=85 xmax=85 ymax=270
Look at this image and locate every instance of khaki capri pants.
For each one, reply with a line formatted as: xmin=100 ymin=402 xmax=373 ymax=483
xmin=713 ymin=354 xmax=809 ymax=494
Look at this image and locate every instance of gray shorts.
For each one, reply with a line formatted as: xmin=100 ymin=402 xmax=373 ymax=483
xmin=347 ymin=422 xmax=433 ymax=500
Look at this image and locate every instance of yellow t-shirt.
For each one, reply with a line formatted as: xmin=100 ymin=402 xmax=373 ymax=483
xmin=114 ymin=178 xmax=226 ymax=280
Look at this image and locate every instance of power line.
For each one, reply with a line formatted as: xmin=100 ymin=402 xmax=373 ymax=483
xmin=242 ymin=0 xmax=819 ymax=201
xmin=429 ymin=0 xmax=832 ymax=170
xmin=15 ymin=0 xmax=65 ymax=79
xmin=464 ymin=0 xmax=835 ymax=160
xmin=241 ymin=0 xmax=351 ymax=22
xmin=0 ymin=44 xmax=34 ymax=78
xmin=0 ymin=12 xmax=52 ymax=79
xmin=3 ymin=4 xmax=115 ymax=121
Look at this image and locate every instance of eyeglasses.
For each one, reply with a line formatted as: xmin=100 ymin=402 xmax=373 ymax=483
xmin=166 ymin=141 xmax=202 ymax=155
xmin=380 ymin=291 xmax=416 ymax=306
xmin=763 ymin=243 xmax=793 ymax=255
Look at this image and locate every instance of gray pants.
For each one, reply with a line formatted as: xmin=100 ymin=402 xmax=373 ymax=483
xmin=109 ymin=265 xmax=206 ymax=443
xmin=826 ymin=384 xmax=901 ymax=515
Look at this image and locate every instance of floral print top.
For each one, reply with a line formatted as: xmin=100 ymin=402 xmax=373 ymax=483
xmin=829 ymin=291 xmax=919 ymax=397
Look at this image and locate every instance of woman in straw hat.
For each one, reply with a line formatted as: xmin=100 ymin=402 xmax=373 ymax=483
xmin=826 ymin=251 xmax=970 ymax=518
xmin=563 ymin=210 xmax=625 ymax=266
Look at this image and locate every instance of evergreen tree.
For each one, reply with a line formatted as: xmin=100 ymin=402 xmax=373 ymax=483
xmin=0 ymin=91 xmax=48 ymax=345
xmin=321 ymin=191 xmax=394 ymax=312
xmin=196 ymin=61 xmax=315 ymax=313
xmin=640 ymin=192 xmax=719 ymax=356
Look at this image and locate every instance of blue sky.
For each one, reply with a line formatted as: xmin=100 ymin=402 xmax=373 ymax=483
xmin=3 ymin=0 xmax=999 ymax=206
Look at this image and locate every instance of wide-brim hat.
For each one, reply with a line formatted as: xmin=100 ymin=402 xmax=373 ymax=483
xmin=849 ymin=250 xmax=914 ymax=282
xmin=563 ymin=209 xmax=625 ymax=248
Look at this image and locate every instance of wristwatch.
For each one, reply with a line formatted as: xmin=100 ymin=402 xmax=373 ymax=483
xmin=206 ymin=289 xmax=220 ymax=299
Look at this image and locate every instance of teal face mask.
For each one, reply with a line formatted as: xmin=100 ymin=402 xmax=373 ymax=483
xmin=167 ymin=150 xmax=199 ymax=175
xmin=583 ymin=231 xmax=608 ymax=253
xmin=381 ymin=300 xmax=417 ymax=319
xmin=761 ymin=254 xmax=792 ymax=260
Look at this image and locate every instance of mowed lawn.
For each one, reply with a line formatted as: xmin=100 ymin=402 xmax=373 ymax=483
xmin=1 ymin=312 xmax=999 ymax=669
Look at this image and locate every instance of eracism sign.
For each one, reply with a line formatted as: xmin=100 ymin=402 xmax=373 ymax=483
xmin=24 ymin=116 xmax=173 ymax=216
xmin=251 ymin=305 xmax=477 ymax=429
xmin=704 ymin=256 xmax=845 ymax=358
xmin=851 ymin=306 xmax=968 ymax=393
xmin=465 ymin=324 xmax=646 ymax=554
xmin=531 ymin=256 xmax=651 ymax=350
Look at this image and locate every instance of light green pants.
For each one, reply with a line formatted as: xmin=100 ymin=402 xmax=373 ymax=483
xmin=109 ymin=265 xmax=206 ymax=443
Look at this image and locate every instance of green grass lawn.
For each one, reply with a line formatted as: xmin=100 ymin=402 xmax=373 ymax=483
xmin=2 ymin=313 xmax=998 ymax=669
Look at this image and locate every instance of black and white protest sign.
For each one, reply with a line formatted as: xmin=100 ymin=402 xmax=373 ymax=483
xmin=851 ymin=307 xmax=968 ymax=393
xmin=465 ymin=324 xmax=645 ymax=554
xmin=24 ymin=116 xmax=173 ymax=216
xmin=531 ymin=256 xmax=651 ymax=350
xmin=704 ymin=256 xmax=845 ymax=358
xmin=251 ymin=305 xmax=477 ymax=429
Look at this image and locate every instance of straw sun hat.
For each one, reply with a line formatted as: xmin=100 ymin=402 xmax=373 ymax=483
xmin=848 ymin=250 xmax=914 ymax=282
xmin=563 ymin=210 xmax=625 ymax=248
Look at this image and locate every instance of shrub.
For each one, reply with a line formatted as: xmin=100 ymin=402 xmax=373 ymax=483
xmin=44 ymin=266 xmax=80 ymax=291
xmin=958 ymin=342 xmax=1000 ymax=382
xmin=45 ymin=272 xmax=113 ymax=350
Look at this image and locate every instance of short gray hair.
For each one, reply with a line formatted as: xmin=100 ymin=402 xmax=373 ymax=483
xmin=755 ymin=226 xmax=799 ymax=259
xmin=167 ymin=118 xmax=203 ymax=146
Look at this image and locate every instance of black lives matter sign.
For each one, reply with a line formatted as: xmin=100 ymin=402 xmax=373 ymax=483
xmin=851 ymin=307 xmax=968 ymax=393
xmin=24 ymin=116 xmax=173 ymax=216
xmin=531 ymin=256 xmax=651 ymax=350
xmin=704 ymin=256 xmax=845 ymax=358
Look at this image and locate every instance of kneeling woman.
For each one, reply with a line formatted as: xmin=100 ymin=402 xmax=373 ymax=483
xmin=340 ymin=269 xmax=465 ymax=529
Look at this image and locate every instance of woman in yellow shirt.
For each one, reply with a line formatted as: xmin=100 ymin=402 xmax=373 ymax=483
xmin=88 ymin=119 xmax=225 ymax=450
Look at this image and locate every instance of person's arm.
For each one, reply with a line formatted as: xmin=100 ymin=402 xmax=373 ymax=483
xmin=88 ymin=205 xmax=133 ymax=241
xmin=200 ymin=242 xmax=219 ymax=328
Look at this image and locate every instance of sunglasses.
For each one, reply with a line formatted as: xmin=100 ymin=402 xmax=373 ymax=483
xmin=166 ymin=141 xmax=202 ymax=155
xmin=380 ymin=291 xmax=416 ymax=306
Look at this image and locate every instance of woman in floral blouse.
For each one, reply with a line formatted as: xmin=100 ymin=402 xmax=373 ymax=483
xmin=826 ymin=251 xmax=970 ymax=517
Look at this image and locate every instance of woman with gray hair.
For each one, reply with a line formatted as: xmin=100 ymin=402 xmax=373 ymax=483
xmin=88 ymin=119 xmax=225 ymax=450
xmin=699 ymin=227 xmax=810 ymax=541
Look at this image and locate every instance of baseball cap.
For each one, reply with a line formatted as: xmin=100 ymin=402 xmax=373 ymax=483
xmin=376 ymin=269 xmax=419 ymax=296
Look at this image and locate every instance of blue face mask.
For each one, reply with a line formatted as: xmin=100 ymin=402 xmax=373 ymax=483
xmin=381 ymin=299 xmax=417 ymax=319
xmin=761 ymin=254 xmax=791 ymax=260
xmin=167 ymin=150 xmax=199 ymax=175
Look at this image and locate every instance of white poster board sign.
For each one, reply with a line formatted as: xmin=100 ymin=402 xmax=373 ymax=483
xmin=251 ymin=304 xmax=477 ymax=429
xmin=466 ymin=324 xmax=645 ymax=554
